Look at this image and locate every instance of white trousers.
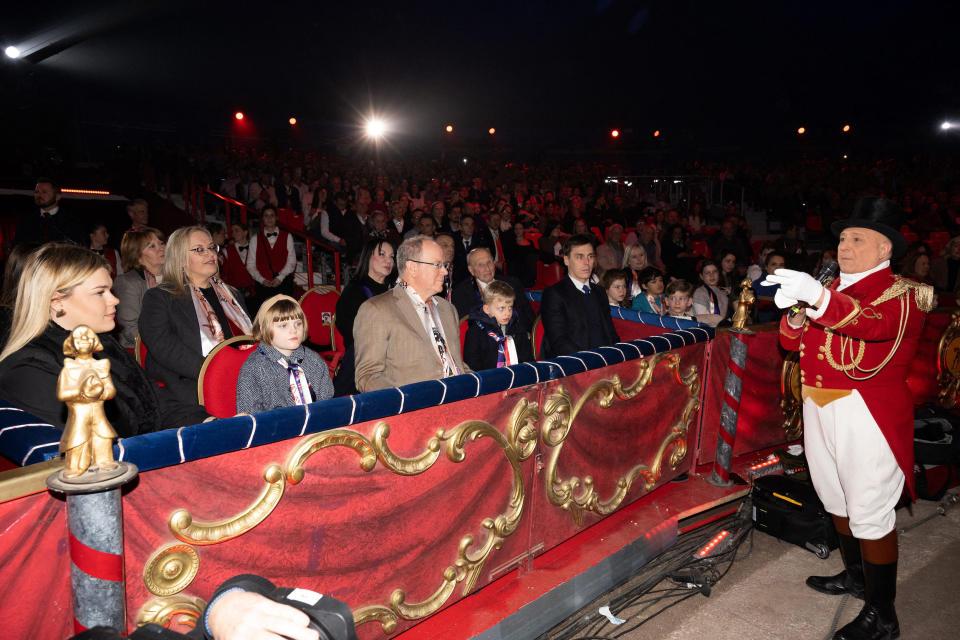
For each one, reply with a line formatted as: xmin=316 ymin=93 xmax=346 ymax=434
xmin=802 ymin=390 xmax=904 ymax=540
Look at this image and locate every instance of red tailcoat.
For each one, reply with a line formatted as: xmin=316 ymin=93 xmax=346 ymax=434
xmin=220 ymin=243 xmax=254 ymax=292
xmin=779 ymin=267 xmax=932 ymax=498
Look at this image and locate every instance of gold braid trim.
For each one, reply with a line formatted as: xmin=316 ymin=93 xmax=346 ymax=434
xmin=870 ymin=277 xmax=935 ymax=312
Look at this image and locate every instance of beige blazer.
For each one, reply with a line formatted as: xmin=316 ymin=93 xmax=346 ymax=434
xmin=354 ymin=286 xmax=470 ymax=392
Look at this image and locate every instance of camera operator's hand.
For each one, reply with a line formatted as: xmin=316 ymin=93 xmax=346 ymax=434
xmin=207 ymin=590 xmax=320 ymax=640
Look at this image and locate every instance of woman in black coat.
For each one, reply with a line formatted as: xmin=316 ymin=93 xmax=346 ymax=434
xmin=0 ymin=244 xmax=202 ymax=435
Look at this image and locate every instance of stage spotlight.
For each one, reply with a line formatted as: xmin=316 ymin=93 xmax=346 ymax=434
xmin=445 ymin=124 xmax=454 ymax=133
xmin=4 ymin=46 xmax=20 ymax=59
xmin=365 ymin=118 xmax=387 ymax=139
xmin=653 ymin=130 xmax=661 ymax=137
xmin=610 ymin=129 xmax=620 ymax=138
xmin=797 ymin=126 xmax=806 ymax=135
xmin=842 ymin=124 xmax=851 ymax=132
xmin=941 ymin=121 xmax=955 ymax=131
xmin=289 ymin=117 xmax=297 ymax=125
xmin=488 ymin=127 xmax=496 ymax=135
xmin=235 ymin=111 xmax=244 ymax=121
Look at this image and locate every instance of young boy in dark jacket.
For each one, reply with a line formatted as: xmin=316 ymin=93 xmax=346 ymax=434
xmin=463 ymin=280 xmax=535 ymax=371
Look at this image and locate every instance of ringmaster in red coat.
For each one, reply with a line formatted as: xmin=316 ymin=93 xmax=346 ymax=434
xmin=765 ymin=197 xmax=933 ymax=640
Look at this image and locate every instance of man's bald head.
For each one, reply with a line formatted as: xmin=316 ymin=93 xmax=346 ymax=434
xmin=837 ymin=227 xmax=892 ymax=274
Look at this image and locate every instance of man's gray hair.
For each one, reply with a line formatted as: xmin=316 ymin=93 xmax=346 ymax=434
xmin=397 ymin=234 xmax=432 ymax=275
xmin=466 ymin=246 xmax=493 ymax=268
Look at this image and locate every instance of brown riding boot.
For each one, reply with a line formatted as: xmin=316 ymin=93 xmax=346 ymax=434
xmin=807 ymin=516 xmax=865 ymax=599
xmin=834 ymin=531 xmax=900 ymax=640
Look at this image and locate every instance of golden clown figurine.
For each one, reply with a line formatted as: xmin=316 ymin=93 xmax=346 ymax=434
xmin=57 ymin=325 xmax=120 ymax=478
xmin=763 ymin=197 xmax=932 ymax=640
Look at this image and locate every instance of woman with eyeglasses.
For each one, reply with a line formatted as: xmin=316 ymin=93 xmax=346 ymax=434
xmin=0 ymin=244 xmax=207 ymax=434
xmin=139 ymin=226 xmax=252 ymax=415
xmin=332 ymin=238 xmax=398 ymax=396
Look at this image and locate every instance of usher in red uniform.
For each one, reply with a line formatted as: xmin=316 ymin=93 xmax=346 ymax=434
xmin=779 ymin=266 xmax=933 ymax=500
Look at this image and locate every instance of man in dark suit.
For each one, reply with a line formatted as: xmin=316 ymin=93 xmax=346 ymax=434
xmin=452 ymin=247 xmax=534 ymax=333
xmin=539 ymin=233 xmax=619 ymax=359
xmin=452 ymin=214 xmax=490 ymax=285
xmin=14 ymin=177 xmax=85 ymax=246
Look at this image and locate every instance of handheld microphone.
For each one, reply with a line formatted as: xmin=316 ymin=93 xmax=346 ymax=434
xmin=788 ymin=260 xmax=838 ymax=318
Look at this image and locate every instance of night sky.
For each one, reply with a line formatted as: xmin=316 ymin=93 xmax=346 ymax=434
xmin=2 ymin=0 xmax=958 ymax=155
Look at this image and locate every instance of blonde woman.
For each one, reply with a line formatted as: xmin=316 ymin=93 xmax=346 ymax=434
xmin=621 ymin=243 xmax=648 ymax=300
xmin=0 ymin=244 xmax=182 ymax=434
xmin=139 ymin=226 xmax=252 ymax=414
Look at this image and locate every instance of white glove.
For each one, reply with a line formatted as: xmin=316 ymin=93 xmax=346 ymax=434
xmin=760 ymin=268 xmax=824 ymax=306
xmin=773 ymin=289 xmax=799 ymax=310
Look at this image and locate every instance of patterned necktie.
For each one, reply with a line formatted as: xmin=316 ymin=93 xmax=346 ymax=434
xmin=282 ymin=359 xmax=311 ymax=405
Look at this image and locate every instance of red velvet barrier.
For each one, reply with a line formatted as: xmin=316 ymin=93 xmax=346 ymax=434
xmin=697 ymin=327 xmax=790 ymax=465
xmin=0 ymin=342 xmax=707 ymax=640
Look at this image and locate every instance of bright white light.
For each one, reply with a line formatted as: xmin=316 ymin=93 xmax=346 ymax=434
xmin=941 ymin=121 xmax=955 ymax=131
xmin=365 ymin=118 xmax=387 ymax=139
xmin=4 ymin=46 xmax=20 ymax=59
xmin=462 ymin=157 xmax=468 ymax=165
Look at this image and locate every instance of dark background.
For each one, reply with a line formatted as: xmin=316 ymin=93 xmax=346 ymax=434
xmin=1 ymin=0 xmax=959 ymax=175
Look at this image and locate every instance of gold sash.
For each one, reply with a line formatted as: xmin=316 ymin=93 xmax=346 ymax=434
xmin=801 ymin=385 xmax=852 ymax=408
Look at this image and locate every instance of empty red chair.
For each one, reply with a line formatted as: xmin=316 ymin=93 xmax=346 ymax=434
xmin=319 ymin=319 xmax=346 ymax=378
xmin=806 ymin=215 xmax=823 ymax=232
xmin=197 ymin=336 xmax=258 ymax=418
xmin=299 ymin=286 xmax=340 ymax=350
xmin=691 ymin=240 xmax=710 ymax=258
xmin=902 ymin=231 xmax=919 ymax=245
xmin=535 ymin=261 xmax=564 ymax=289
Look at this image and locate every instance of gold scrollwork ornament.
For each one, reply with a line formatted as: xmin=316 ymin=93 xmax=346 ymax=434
xmin=135 ymin=594 xmax=206 ymax=629
xmin=937 ymin=311 xmax=960 ymax=408
xmin=542 ymin=353 xmax=700 ymax=525
xmin=780 ymin=351 xmax=804 ymax=441
xmin=143 ymin=544 xmax=200 ymax=596
xmin=351 ymin=398 xmax=539 ymax=634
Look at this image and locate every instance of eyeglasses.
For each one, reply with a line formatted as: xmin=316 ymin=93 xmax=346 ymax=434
xmin=188 ymin=245 xmax=219 ymax=256
xmin=408 ymin=259 xmax=451 ymax=271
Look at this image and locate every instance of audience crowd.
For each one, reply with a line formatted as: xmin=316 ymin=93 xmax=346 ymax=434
xmin=0 ymin=150 xmax=958 ymax=437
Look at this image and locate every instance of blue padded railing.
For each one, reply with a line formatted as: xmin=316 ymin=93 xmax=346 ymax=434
xmin=0 ymin=326 xmax=714 ymax=472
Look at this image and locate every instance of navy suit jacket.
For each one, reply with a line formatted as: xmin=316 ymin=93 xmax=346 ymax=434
xmin=539 ymin=277 xmax=619 ymax=359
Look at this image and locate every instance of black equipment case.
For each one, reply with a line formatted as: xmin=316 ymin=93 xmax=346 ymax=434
xmin=751 ymin=474 xmax=839 ymax=558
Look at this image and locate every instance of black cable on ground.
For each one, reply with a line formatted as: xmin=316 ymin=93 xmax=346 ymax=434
xmin=541 ymin=505 xmax=754 ymax=640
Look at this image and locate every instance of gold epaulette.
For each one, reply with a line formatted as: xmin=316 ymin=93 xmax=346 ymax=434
xmin=869 ymin=276 xmax=935 ymax=312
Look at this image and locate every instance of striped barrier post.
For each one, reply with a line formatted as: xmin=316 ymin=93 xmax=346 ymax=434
xmin=707 ymin=333 xmax=750 ymax=487
xmin=49 ymin=464 xmax=138 ymax=634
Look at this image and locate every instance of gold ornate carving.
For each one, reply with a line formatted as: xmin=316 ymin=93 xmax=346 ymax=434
xmin=135 ymin=594 xmax=206 ymax=629
xmin=542 ymin=353 xmax=700 ymax=525
xmin=780 ymin=351 xmax=803 ymax=441
xmin=144 ymin=544 xmax=200 ymax=596
xmin=730 ymin=278 xmax=756 ymax=332
xmin=161 ymin=398 xmax=540 ymax=635
xmin=937 ymin=311 xmax=960 ymax=408
xmin=168 ymin=463 xmax=285 ymax=545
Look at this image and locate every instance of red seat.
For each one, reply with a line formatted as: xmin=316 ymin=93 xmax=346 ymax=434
xmin=459 ymin=315 xmax=469 ymax=354
xmin=806 ymin=215 xmax=823 ymax=232
xmin=277 ymin=207 xmax=304 ymax=231
xmin=319 ymin=317 xmax=346 ymax=377
xmin=535 ymin=261 xmax=564 ymax=289
xmin=691 ymin=240 xmax=710 ymax=258
xmin=902 ymin=231 xmax=919 ymax=245
xmin=929 ymin=231 xmax=950 ymax=254
xmin=197 ymin=336 xmax=258 ymax=418
xmin=299 ymin=286 xmax=339 ymax=349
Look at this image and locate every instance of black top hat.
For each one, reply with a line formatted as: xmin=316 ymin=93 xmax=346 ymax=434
xmin=830 ymin=197 xmax=907 ymax=259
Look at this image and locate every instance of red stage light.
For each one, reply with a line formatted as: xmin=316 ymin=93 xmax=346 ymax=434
xmin=289 ymin=117 xmax=297 ymax=125
xmin=653 ymin=130 xmax=660 ymax=137
xmin=235 ymin=112 xmax=244 ymax=121
xmin=842 ymin=124 xmax=851 ymax=132
xmin=488 ymin=127 xmax=496 ymax=135
xmin=445 ymin=124 xmax=454 ymax=133
xmin=610 ymin=129 xmax=620 ymax=138
xmin=797 ymin=126 xmax=806 ymax=135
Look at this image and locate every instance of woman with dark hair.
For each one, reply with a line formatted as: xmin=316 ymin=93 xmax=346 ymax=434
xmin=139 ymin=226 xmax=252 ymax=415
xmin=900 ymin=248 xmax=934 ymax=285
xmin=332 ymin=238 xmax=397 ymax=396
xmin=692 ymin=260 xmax=730 ymax=327
xmin=0 ymin=244 xmax=202 ymax=434
xmin=113 ymin=226 xmax=166 ymax=348
xmin=0 ymin=242 xmax=41 ymax=344
xmin=718 ymin=252 xmax=739 ymax=295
